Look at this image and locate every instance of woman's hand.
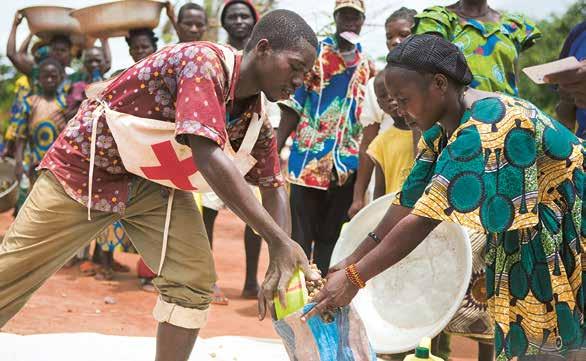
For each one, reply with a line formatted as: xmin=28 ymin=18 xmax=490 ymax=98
xmin=165 ymin=2 xmax=176 ymax=22
xmin=13 ymin=11 xmax=23 ymax=27
xmin=300 ymin=269 xmax=359 ymax=322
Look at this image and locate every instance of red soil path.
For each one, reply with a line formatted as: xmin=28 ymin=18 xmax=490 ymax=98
xmin=0 ymin=209 xmax=479 ymax=360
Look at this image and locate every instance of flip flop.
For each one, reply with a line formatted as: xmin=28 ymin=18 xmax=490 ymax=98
xmin=79 ymin=261 xmax=97 ymax=276
xmin=212 ymin=284 xmax=229 ymax=306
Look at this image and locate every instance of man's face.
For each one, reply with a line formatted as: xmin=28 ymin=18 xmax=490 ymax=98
xmin=84 ymin=48 xmax=105 ymax=75
xmin=255 ymin=40 xmax=316 ymax=102
xmin=178 ymin=9 xmax=208 ymax=42
xmin=129 ymin=35 xmax=156 ymax=62
xmin=39 ymin=64 xmax=62 ymax=94
xmin=334 ymin=8 xmax=365 ymax=37
xmin=223 ymin=3 xmax=255 ymax=41
xmin=50 ymin=41 xmax=71 ymax=67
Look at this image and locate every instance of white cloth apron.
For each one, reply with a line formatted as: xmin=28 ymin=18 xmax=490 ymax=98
xmin=84 ymin=45 xmax=262 ymax=275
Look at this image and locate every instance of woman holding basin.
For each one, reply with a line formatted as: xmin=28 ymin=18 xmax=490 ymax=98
xmin=305 ymin=34 xmax=586 ymax=361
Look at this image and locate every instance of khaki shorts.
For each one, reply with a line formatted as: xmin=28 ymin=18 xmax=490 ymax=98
xmin=0 ymin=171 xmax=216 ymax=329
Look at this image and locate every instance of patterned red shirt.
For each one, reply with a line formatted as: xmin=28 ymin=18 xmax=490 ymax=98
xmin=40 ymin=42 xmax=283 ymax=214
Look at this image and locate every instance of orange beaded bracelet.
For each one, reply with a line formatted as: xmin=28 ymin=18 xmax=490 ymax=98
xmin=345 ymin=264 xmax=366 ymax=289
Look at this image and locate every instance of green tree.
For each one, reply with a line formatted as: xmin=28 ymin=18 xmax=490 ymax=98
xmin=0 ymin=56 xmax=18 ymax=133
xmin=518 ymin=0 xmax=586 ymax=114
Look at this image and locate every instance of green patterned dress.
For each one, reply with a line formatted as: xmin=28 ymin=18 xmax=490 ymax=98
xmin=395 ymin=94 xmax=585 ymax=359
xmin=415 ymin=6 xmax=541 ymax=96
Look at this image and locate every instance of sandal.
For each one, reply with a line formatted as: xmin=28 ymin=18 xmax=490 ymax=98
xmin=212 ymin=283 xmax=229 ymax=306
xmin=79 ymin=261 xmax=97 ymax=276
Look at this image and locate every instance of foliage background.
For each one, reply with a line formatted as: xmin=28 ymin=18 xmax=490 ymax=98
xmin=517 ymin=0 xmax=586 ymax=114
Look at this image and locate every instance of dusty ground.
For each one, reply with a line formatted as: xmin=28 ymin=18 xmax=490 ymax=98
xmin=0 ymin=209 xmax=480 ymax=360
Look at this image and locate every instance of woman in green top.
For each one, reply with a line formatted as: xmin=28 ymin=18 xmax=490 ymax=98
xmin=415 ymin=0 xmax=541 ymax=96
xmin=305 ymin=34 xmax=585 ymax=361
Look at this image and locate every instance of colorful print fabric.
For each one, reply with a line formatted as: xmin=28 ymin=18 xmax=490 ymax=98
xmin=415 ymin=6 xmax=541 ymax=96
xmin=395 ymin=94 xmax=585 ymax=359
xmin=6 ymin=94 xmax=67 ymax=166
xmin=281 ymin=36 xmax=374 ymax=189
xmin=96 ymin=221 xmax=133 ymax=253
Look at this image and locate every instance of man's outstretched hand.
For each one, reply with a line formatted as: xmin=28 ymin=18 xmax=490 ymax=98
xmin=258 ymin=239 xmax=320 ymax=321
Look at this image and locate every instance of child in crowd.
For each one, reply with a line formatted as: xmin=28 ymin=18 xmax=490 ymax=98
xmin=8 ymin=58 xmax=67 ymax=188
xmin=350 ymin=7 xmax=418 ymax=218
xmin=66 ymin=47 xmax=108 ymax=119
xmin=367 ymin=72 xmax=415 ymax=199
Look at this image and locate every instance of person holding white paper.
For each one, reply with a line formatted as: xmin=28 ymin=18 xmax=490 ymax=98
xmin=548 ymin=21 xmax=586 ymax=137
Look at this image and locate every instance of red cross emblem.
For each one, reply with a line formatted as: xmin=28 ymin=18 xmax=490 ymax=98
xmin=141 ymin=141 xmax=198 ymax=190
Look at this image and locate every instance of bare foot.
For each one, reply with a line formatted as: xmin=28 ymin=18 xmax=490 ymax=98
xmin=140 ymin=278 xmax=157 ymax=293
xmin=241 ymin=284 xmax=259 ymax=299
xmin=94 ymin=267 xmax=114 ymax=281
xmin=212 ymin=283 xmax=229 ymax=305
xmin=112 ymin=260 xmax=130 ymax=273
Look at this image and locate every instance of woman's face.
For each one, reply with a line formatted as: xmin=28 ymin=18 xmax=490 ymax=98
xmin=129 ymin=35 xmax=156 ymax=62
xmin=385 ymin=67 xmax=446 ymax=131
xmin=385 ymin=18 xmax=413 ymax=52
xmin=223 ymin=3 xmax=255 ymax=41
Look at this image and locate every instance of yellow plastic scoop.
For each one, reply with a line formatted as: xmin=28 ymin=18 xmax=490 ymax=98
xmin=274 ymin=269 xmax=309 ymax=320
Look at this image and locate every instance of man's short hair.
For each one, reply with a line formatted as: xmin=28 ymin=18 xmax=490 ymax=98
xmin=244 ymin=9 xmax=318 ymax=53
xmin=178 ymin=2 xmax=208 ymax=24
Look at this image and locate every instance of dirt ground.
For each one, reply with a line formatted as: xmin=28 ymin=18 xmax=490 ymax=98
xmin=0 ymin=209 xmax=480 ymax=360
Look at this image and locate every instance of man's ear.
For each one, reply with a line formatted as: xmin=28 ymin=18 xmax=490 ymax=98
xmin=254 ymin=38 xmax=271 ymax=56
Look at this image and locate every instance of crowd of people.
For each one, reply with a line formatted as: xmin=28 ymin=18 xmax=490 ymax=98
xmin=0 ymin=0 xmax=584 ymax=360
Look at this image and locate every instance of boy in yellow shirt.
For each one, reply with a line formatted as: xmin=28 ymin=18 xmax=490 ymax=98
xmin=367 ymin=72 xmax=417 ymax=198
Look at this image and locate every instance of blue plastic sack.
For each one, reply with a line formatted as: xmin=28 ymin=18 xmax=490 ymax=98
xmin=273 ymin=303 xmax=376 ymax=361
